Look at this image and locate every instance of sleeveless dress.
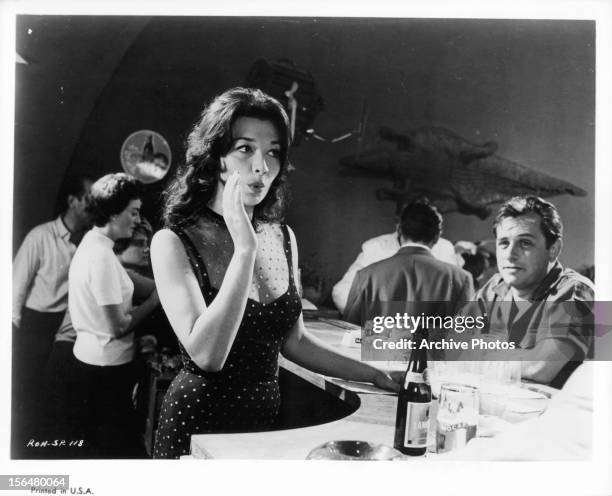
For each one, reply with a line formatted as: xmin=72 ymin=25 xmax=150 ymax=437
xmin=153 ymin=209 xmax=302 ymax=459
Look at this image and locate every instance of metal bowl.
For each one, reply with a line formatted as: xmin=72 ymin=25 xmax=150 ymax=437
xmin=306 ymin=440 xmax=404 ymax=460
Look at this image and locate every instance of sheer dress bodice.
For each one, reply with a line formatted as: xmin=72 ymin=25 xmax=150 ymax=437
xmin=175 ymin=208 xmax=301 ymax=381
xmin=153 ymin=208 xmax=302 ymax=458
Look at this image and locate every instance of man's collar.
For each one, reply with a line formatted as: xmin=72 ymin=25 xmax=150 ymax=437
xmin=492 ymin=261 xmax=564 ymax=301
xmin=399 ymin=241 xmax=432 ymax=252
xmin=397 ymin=243 xmax=434 ymax=257
xmin=54 ymin=216 xmax=71 ymax=240
xmin=529 ymin=261 xmax=564 ymax=300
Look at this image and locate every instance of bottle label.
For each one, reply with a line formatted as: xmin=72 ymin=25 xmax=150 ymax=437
xmin=403 ymin=402 xmax=431 ymax=448
xmin=403 ymin=370 xmax=426 ymax=387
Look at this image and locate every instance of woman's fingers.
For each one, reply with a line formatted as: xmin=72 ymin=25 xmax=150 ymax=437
xmin=221 ymin=171 xmax=256 ymax=252
xmin=374 ymin=370 xmax=401 ymax=393
xmin=222 ymin=172 xmax=239 ymax=214
xmin=232 ymin=172 xmax=243 ymax=213
xmin=225 ymin=172 xmax=246 ymax=221
xmin=390 ymin=369 xmax=405 ymax=384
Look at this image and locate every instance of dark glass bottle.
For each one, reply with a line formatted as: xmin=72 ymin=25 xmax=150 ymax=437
xmin=393 ymin=330 xmax=431 ymax=456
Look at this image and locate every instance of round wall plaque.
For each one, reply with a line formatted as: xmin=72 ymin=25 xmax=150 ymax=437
xmin=120 ymin=130 xmax=172 ymax=184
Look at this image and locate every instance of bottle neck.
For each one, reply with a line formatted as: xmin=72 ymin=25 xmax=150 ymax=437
xmin=404 ymin=371 xmax=426 ymax=385
xmin=406 ymin=330 xmax=428 ymax=374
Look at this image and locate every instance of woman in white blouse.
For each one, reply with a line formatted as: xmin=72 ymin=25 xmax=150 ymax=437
xmin=68 ymin=173 xmax=159 ymax=458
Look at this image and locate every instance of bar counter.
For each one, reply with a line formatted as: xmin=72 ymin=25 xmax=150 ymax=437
xmin=189 ymin=318 xmax=558 ymax=460
xmin=190 ymin=318 xmax=409 ymax=459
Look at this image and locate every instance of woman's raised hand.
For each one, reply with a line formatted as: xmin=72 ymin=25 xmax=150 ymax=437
xmin=222 ymin=171 xmax=257 ymax=254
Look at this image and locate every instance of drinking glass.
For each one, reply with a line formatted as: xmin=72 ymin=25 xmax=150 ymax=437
xmin=502 ymin=395 xmax=548 ymax=423
xmin=436 ymin=383 xmax=479 ymax=453
xmin=479 ymin=361 xmax=522 ymax=417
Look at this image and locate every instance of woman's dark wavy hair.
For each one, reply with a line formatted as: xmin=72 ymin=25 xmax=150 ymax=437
xmin=86 ymin=173 xmax=142 ymax=227
xmin=162 ymin=87 xmax=292 ymax=229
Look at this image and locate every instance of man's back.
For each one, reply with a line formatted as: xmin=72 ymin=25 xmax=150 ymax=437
xmin=332 ymin=232 xmax=458 ymax=313
xmin=343 ymin=245 xmax=474 ymax=326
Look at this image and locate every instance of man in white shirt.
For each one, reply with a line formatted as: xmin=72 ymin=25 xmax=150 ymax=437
xmin=12 ymin=175 xmax=92 ymax=453
xmin=332 ymin=223 xmax=458 ymax=314
xmin=13 ymin=175 xmax=93 ymax=329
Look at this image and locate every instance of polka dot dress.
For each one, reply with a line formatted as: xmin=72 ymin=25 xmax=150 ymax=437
xmin=153 ymin=209 xmax=302 ymax=459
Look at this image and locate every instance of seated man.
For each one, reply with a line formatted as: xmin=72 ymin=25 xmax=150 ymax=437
xmin=343 ymin=201 xmax=473 ymax=328
xmin=332 ymin=214 xmax=458 ymax=314
xmin=466 ymin=196 xmax=593 ymax=387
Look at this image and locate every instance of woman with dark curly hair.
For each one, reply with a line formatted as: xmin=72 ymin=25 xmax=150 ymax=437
xmin=68 ymin=173 xmax=159 ymax=457
xmin=151 ymin=87 xmax=401 ymax=459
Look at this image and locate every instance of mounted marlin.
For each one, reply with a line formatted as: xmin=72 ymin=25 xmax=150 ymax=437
xmin=339 ymin=126 xmax=587 ymax=219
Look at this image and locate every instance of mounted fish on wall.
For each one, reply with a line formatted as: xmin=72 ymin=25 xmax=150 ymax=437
xmin=339 ymin=126 xmax=587 ymax=219
xmin=120 ymin=130 xmax=172 ymax=184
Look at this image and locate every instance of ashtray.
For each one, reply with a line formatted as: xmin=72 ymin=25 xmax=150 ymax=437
xmin=306 ymin=440 xmax=404 ymax=460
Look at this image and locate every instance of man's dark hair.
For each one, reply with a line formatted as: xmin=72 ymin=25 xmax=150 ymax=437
xmin=399 ymin=200 xmax=442 ymax=245
xmin=54 ymin=174 xmax=93 ymax=215
xmin=86 ymin=173 xmax=142 ymax=227
xmin=493 ymin=196 xmax=563 ymax=248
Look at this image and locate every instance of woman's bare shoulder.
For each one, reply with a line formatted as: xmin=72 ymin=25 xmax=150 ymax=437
xmin=153 ymin=227 xmax=180 ymax=242
xmin=151 ymin=228 xmax=186 ymax=257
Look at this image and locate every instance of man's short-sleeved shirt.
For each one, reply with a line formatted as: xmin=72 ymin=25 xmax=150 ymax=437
xmin=472 ymin=262 xmax=594 ymax=359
